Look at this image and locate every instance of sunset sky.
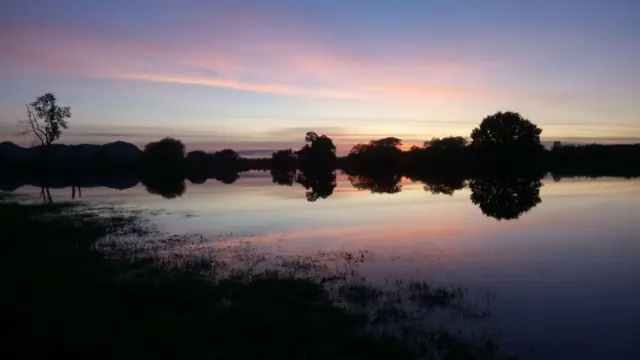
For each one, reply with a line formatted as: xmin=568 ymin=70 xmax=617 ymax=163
xmin=1 ymin=0 xmax=639 ymax=154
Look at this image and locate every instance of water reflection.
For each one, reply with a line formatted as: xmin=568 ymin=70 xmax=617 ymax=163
xmin=1 ymin=173 xmax=139 ymax=195
xmin=141 ymin=174 xmax=186 ymax=199
xmin=470 ymin=177 xmax=543 ymax=220
xmin=348 ymin=173 xmax=403 ymax=194
xmin=5 ymin=171 xmax=640 ymax=221
xmin=39 ymin=186 xmax=52 ymax=203
xmin=151 ymin=171 xmax=544 ymax=220
xmin=34 ymin=185 xmax=82 ymax=203
xmin=270 ymin=168 xmax=295 ymax=186
xmin=414 ymin=174 xmax=467 ymax=196
xmin=6 ymin=173 xmax=639 ymax=360
xmin=214 ymin=170 xmax=240 ymax=185
xmin=295 ymin=169 xmax=337 ymax=202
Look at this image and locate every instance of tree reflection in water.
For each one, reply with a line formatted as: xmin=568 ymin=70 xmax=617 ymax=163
xmin=414 ymin=174 xmax=467 ymax=196
xmin=270 ymin=168 xmax=295 ymax=186
xmin=296 ymin=169 xmax=336 ymax=202
xmin=142 ymin=174 xmax=186 ymax=199
xmin=470 ymin=177 xmax=542 ymax=220
xmin=348 ymin=173 xmax=403 ymax=194
xmin=214 ymin=171 xmax=239 ymax=185
xmin=29 ymin=169 xmax=545 ymax=221
xmin=142 ymin=170 xmax=544 ymax=221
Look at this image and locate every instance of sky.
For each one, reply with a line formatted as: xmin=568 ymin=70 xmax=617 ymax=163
xmin=1 ymin=0 xmax=639 ymax=154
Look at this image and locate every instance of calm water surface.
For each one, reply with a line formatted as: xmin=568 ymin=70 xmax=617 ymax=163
xmin=12 ymin=174 xmax=640 ymax=359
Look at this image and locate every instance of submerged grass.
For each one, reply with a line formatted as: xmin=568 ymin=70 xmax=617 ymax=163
xmin=2 ymin=199 xmax=515 ymax=360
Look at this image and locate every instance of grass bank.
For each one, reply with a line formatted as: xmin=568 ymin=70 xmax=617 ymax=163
xmin=2 ymin=199 xmax=514 ymax=360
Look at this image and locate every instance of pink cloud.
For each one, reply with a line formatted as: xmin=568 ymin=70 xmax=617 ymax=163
xmin=0 ymin=21 xmax=167 ymax=74
xmin=109 ymin=72 xmax=367 ymax=99
xmin=0 ymin=20 xmax=574 ymax=102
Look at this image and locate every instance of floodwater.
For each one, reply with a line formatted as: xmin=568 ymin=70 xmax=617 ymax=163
xmin=9 ymin=173 xmax=640 ymax=359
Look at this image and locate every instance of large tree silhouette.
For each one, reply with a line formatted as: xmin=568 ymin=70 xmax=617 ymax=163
xmin=297 ymin=132 xmax=337 ymax=169
xmin=143 ymin=138 xmax=185 ymax=170
xmin=470 ymin=111 xmax=543 ymax=152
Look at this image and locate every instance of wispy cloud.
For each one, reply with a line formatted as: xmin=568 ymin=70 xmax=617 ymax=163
xmin=0 ymin=20 xmax=575 ymax=102
xmin=110 ymin=72 xmax=365 ymax=99
xmin=361 ymin=85 xmax=575 ymax=102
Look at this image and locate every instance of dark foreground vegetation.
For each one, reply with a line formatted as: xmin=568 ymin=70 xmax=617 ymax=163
xmin=2 ymin=198 xmax=516 ymax=360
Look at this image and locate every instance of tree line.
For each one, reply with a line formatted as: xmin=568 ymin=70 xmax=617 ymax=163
xmin=13 ymin=93 xmax=640 ymax=179
xmin=142 ymin=111 xmax=639 ymax=179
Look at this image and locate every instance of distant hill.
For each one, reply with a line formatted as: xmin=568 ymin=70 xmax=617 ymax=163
xmin=0 ymin=141 xmax=142 ymax=170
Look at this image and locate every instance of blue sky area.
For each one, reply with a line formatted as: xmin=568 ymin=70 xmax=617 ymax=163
xmin=1 ymin=0 xmax=639 ymax=153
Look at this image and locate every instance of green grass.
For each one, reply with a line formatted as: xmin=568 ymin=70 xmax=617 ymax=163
xmin=1 ymin=200 xmax=515 ymax=360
